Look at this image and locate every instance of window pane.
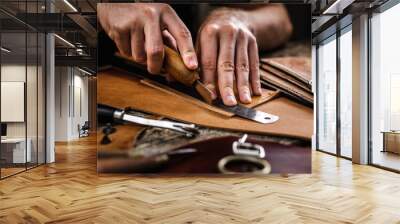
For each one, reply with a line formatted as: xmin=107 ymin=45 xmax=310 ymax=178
xmin=27 ymin=31 xmax=38 ymax=169
xmin=317 ymin=36 xmax=337 ymax=154
xmin=339 ymin=28 xmax=352 ymax=158
xmin=371 ymin=3 xmax=400 ymax=171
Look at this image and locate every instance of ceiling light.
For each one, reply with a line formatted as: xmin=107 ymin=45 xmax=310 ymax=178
xmin=1 ymin=47 xmax=11 ymax=53
xmin=77 ymin=67 xmax=93 ymax=76
xmin=63 ymin=0 xmax=78 ymax=12
xmin=323 ymin=0 xmax=355 ymax=15
xmin=54 ymin=34 xmax=75 ymax=48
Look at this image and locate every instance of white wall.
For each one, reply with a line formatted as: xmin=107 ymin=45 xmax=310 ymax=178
xmin=54 ymin=67 xmax=89 ymax=141
xmin=1 ymin=65 xmax=38 ymax=138
xmin=1 ymin=63 xmax=46 ymax=164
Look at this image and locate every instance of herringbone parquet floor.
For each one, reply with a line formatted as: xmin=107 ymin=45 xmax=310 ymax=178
xmin=1 ymin=136 xmax=400 ymax=224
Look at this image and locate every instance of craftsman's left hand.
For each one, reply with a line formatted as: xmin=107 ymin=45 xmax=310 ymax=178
xmin=197 ymin=8 xmax=262 ymax=106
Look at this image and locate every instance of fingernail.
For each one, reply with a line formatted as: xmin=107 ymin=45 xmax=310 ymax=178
xmin=224 ymin=87 xmax=237 ymax=105
xmin=244 ymin=91 xmax=251 ymax=103
xmin=186 ymin=54 xmax=198 ymax=69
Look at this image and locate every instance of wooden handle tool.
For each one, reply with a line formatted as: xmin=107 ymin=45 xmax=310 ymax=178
xmin=163 ymin=46 xmax=214 ymax=104
xmin=115 ymin=46 xmax=214 ymax=104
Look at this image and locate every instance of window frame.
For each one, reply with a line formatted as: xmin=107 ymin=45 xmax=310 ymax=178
xmin=315 ymin=21 xmax=353 ymax=161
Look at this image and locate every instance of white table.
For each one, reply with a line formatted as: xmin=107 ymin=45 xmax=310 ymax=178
xmin=1 ymin=138 xmax=31 ymax=163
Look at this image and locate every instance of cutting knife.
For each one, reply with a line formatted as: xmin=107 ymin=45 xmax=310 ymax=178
xmin=114 ymin=46 xmax=279 ymax=124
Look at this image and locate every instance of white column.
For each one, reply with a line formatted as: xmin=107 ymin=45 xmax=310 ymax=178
xmin=352 ymin=14 xmax=369 ymax=164
xmin=45 ymin=0 xmax=56 ymax=163
xmin=312 ymin=45 xmax=317 ymax=151
xmin=46 ymin=32 xmax=55 ymax=163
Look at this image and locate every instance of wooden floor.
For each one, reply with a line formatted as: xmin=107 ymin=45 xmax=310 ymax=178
xmin=372 ymin=150 xmax=400 ymax=171
xmin=1 ymin=136 xmax=400 ymax=224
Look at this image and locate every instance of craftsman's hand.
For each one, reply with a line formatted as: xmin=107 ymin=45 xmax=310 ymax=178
xmin=197 ymin=6 xmax=292 ymax=106
xmin=197 ymin=9 xmax=262 ymax=106
xmin=98 ymin=3 xmax=198 ymax=74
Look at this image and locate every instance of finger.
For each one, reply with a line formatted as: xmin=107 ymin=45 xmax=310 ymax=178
xmin=218 ymin=30 xmax=237 ymax=106
xmin=162 ymin=30 xmax=178 ymax=51
xmin=162 ymin=9 xmax=197 ymax=70
xmin=248 ymin=37 xmax=262 ymax=95
xmin=111 ymin=30 xmax=131 ymax=57
xmin=199 ymin=25 xmax=219 ymax=99
xmin=131 ymin=27 xmax=146 ymax=64
xmin=235 ymin=33 xmax=251 ymax=104
xmin=144 ymin=19 xmax=164 ymax=75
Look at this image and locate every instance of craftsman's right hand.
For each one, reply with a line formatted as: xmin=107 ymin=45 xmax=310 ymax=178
xmin=98 ymin=3 xmax=198 ymax=74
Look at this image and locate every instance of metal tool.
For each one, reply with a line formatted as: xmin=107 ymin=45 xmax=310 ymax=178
xmin=218 ymin=134 xmax=271 ymax=174
xmin=214 ymin=100 xmax=279 ymax=124
xmin=98 ymin=104 xmax=199 ymax=138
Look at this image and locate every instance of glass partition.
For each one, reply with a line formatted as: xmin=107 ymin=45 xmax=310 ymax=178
xmin=317 ymin=35 xmax=337 ymax=154
xmin=370 ymin=3 xmax=400 ymax=171
xmin=0 ymin=1 xmax=46 ymax=179
xmin=339 ymin=27 xmax=352 ymax=158
xmin=1 ymin=31 xmax=28 ymax=177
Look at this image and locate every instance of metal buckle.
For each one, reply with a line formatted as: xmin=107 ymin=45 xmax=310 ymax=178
xmin=217 ymin=134 xmax=270 ymax=174
xmin=232 ymin=134 xmax=265 ymax=158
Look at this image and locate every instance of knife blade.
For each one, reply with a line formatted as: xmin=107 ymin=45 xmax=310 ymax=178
xmin=213 ymin=99 xmax=279 ymax=124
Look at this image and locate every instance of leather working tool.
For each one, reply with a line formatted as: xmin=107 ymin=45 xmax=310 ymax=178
xmin=98 ymin=104 xmax=199 ymax=138
xmin=114 ymin=46 xmax=279 ymax=124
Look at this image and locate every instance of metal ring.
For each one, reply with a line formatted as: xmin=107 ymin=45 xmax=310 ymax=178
xmin=218 ymin=155 xmax=271 ymax=174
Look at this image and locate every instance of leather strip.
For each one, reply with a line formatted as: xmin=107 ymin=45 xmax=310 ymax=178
xmin=260 ymin=64 xmax=312 ymax=93
xmin=261 ymin=57 xmax=312 ymax=85
xmin=259 ymin=69 xmax=314 ymax=104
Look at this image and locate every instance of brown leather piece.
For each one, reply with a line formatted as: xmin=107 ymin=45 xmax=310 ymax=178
xmin=98 ymin=68 xmax=313 ymax=139
xmin=259 ymin=56 xmax=313 ymax=105
xmin=260 ymin=57 xmax=312 ymax=85
xmin=98 ymin=136 xmax=311 ymax=174
xmin=261 ymin=64 xmax=312 ymax=93
xmin=259 ymin=69 xmax=314 ymax=104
